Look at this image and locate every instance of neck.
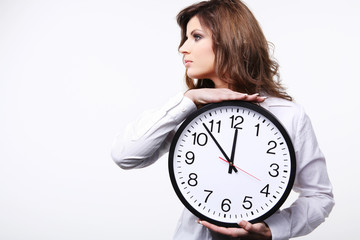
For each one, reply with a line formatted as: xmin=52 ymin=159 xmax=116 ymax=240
xmin=212 ymin=77 xmax=228 ymax=89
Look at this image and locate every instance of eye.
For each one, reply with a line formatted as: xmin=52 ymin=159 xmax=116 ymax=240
xmin=193 ymin=34 xmax=203 ymax=41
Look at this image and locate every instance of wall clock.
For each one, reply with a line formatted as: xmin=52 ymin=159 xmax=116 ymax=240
xmin=168 ymin=100 xmax=296 ymax=227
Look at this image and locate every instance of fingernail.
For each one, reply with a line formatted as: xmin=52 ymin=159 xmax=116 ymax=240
xmin=196 ymin=219 xmax=203 ymax=225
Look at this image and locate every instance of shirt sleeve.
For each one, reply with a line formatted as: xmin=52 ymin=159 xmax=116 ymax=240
xmin=111 ymin=93 xmax=197 ymax=169
xmin=264 ymin=108 xmax=335 ymax=240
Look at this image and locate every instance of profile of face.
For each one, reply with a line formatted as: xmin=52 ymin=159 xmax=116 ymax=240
xmin=179 ymin=16 xmax=225 ymax=88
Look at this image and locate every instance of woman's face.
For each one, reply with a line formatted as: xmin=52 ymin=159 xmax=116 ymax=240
xmin=179 ymin=16 xmax=225 ymax=87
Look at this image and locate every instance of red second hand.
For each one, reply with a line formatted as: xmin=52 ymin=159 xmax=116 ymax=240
xmin=219 ymin=157 xmax=261 ymax=181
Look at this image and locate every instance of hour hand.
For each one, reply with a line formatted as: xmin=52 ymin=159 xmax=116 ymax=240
xmin=202 ymin=123 xmax=238 ymax=173
xmin=228 ymin=128 xmax=239 ymax=174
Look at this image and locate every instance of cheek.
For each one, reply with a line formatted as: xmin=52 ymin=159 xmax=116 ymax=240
xmin=201 ymin=52 xmax=215 ymax=71
xmin=201 ymin=46 xmax=215 ymax=68
xmin=187 ymin=43 xmax=216 ymax=78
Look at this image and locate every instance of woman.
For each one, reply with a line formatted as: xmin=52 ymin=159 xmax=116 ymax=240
xmin=111 ymin=0 xmax=334 ymax=239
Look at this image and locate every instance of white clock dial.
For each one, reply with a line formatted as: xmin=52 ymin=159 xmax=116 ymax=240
xmin=169 ymin=101 xmax=296 ymax=227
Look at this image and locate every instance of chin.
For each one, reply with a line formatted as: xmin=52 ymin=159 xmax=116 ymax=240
xmin=187 ymin=72 xmax=209 ymax=80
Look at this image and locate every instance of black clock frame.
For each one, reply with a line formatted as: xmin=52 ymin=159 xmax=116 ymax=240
xmin=168 ymin=100 xmax=296 ymax=228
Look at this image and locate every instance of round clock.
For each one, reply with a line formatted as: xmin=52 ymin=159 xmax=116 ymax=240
xmin=168 ymin=100 xmax=296 ymax=227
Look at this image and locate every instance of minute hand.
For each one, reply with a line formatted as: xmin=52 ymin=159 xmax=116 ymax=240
xmin=202 ymin=123 xmax=238 ymax=173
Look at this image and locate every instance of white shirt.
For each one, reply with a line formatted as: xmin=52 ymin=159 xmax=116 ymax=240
xmin=111 ymin=93 xmax=334 ymax=240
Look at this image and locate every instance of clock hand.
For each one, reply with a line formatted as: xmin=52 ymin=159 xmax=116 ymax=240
xmin=202 ymin=123 xmax=238 ymax=173
xmin=228 ymin=128 xmax=238 ymax=174
xmin=219 ymin=157 xmax=261 ymax=181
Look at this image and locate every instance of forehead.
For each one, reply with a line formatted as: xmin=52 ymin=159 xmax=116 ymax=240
xmin=186 ymin=16 xmax=210 ymax=34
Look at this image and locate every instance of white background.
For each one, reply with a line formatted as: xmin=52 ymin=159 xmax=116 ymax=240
xmin=0 ymin=0 xmax=359 ymax=239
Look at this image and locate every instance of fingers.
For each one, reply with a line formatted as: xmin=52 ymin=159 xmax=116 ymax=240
xmin=184 ymin=88 xmax=267 ymax=108
xmin=246 ymin=93 xmax=267 ymax=103
xmin=238 ymin=220 xmax=253 ymax=231
xmin=198 ymin=219 xmax=272 ymax=239
xmin=199 ymin=220 xmax=248 ymax=238
xmin=212 ymin=89 xmax=267 ymax=103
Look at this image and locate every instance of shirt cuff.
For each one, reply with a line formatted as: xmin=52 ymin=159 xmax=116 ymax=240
xmin=165 ymin=93 xmax=197 ymax=124
xmin=264 ymin=212 xmax=291 ymax=240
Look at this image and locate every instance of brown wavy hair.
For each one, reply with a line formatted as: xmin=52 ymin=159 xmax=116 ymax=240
xmin=177 ymin=0 xmax=292 ymax=101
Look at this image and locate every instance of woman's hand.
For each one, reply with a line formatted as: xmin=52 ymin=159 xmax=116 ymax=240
xmin=184 ymin=88 xmax=266 ymax=108
xmin=199 ymin=219 xmax=272 ymax=240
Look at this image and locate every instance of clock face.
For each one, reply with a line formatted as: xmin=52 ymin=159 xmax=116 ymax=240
xmin=168 ymin=101 xmax=296 ymax=227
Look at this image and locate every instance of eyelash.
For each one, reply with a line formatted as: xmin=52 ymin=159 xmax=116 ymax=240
xmin=193 ymin=34 xmax=203 ymax=41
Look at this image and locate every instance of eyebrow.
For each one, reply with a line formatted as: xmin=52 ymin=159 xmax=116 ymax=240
xmin=187 ymin=29 xmax=204 ymax=37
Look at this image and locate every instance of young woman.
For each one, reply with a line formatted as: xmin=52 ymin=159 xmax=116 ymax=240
xmin=111 ymin=0 xmax=334 ymax=239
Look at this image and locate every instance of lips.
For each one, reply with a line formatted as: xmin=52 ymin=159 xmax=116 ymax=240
xmin=184 ymin=59 xmax=193 ymax=67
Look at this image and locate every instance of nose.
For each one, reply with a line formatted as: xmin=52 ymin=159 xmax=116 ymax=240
xmin=179 ymin=40 xmax=190 ymax=54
